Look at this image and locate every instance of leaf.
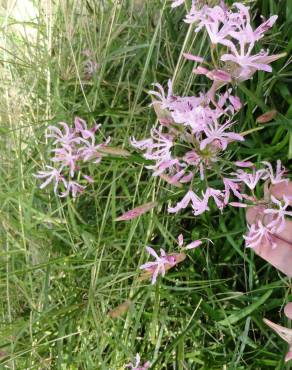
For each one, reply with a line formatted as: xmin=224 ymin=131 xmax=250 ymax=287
xmin=218 ymin=290 xmax=272 ymax=326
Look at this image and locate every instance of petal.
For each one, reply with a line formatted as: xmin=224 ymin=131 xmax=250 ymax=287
xmin=185 ymin=240 xmax=202 ymax=250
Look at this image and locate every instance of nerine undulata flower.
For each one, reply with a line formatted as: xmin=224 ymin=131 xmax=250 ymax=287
xmin=132 ymin=80 xmax=244 ymax=191
xmin=125 ymin=353 xmax=150 ymax=370
xmin=242 ymin=162 xmax=290 ymax=249
xmin=35 ymin=117 xmax=110 ymax=197
xmin=184 ymin=2 xmax=284 ymax=82
xmin=140 ymin=247 xmax=186 ymax=284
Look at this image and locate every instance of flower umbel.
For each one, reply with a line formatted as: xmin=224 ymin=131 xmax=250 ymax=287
xmin=35 ymin=117 xmax=110 ymax=197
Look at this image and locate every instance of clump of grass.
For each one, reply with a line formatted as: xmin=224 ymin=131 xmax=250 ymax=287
xmin=0 ymin=0 xmax=292 ymax=369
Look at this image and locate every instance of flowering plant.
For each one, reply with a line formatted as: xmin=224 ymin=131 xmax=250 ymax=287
xmin=35 ymin=117 xmax=110 ymax=197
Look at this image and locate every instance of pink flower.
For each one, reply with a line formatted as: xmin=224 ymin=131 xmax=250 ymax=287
xmin=262 ymin=160 xmax=287 ymax=185
xmin=34 ymin=165 xmax=67 ymax=194
xmin=168 ymin=190 xmax=209 ymax=215
xmin=229 ymin=202 xmax=247 ymax=208
xmin=233 ymin=168 xmax=266 ymax=190
xmin=221 ymin=50 xmax=273 ymax=76
xmin=125 ymin=353 xmax=150 ymax=370
xmin=143 ymin=128 xmax=173 ymax=162
xmin=171 ymin=0 xmax=184 ymax=8
xmin=235 ymin=161 xmax=254 ymax=168
xmin=185 ymin=4 xmax=232 ymax=45
xmin=74 ymin=117 xmax=100 ymax=139
xmin=263 ymin=319 xmax=292 ymax=363
xmin=148 ymin=80 xmax=175 ymax=109
xmin=228 ymin=95 xmax=242 ymax=111
xmin=60 ymin=181 xmax=85 ymax=198
xmin=192 ymin=66 xmax=210 ymax=75
xmin=116 ymin=202 xmax=157 ymax=221
xmin=185 ymin=240 xmax=203 ymax=250
xmin=200 ymin=120 xmax=244 ymax=151
xmin=203 ymin=187 xmax=225 ymax=211
xmin=223 ymin=178 xmax=243 ymax=204
xmin=207 ymin=69 xmax=232 ymax=82
xmin=254 ymin=15 xmax=278 ymax=39
xmin=264 ymin=195 xmax=292 ymax=233
xmin=47 ymin=122 xmax=79 ymax=146
xmin=244 ymin=220 xmax=276 ymax=249
xmin=140 ymin=247 xmax=177 ymax=284
xmin=78 ymin=136 xmax=110 ymax=163
xmin=184 ymin=1 xmax=280 ymax=81
xmin=37 ymin=117 xmax=109 ymax=198
xmin=183 ymin=52 xmax=204 ymax=63
xmin=177 ymin=234 xmax=204 ymax=250
xmin=83 ymin=174 xmax=94 ymax=184
xmin=51 ymin=145 xmax=79 ymax=177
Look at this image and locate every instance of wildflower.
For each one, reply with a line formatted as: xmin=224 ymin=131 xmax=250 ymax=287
xmin=177 ymin=233 xmax=204 ymax=250
xmin=51 ymin=145 xmax=79 ymax=177
xmin=263 ymin=319 xmax=292 ymax=363
xmin=47 ymin=122 xmax=79 ymax=146
xmin=60 ymin=181 xmax=85 ymax=198
xmin=184 ymin=1 xmax=282 ymax=81
xmin=233 ymin=168 xmax=266 ymax=190
xmin=185 ymin=4 xmax=232 ymax=45
xmin=229 ymin=202 xmax=247 ymax=208
xmin=83 ymin=174 xmax=94 ymax=184
xmin=207 ymin=69 xmax=232 ymax=82
xmin=140 ymin=247 xmax=178 ymax=284
xmin=223 ymin=178 xmax=243 ymax=204
xmin=200 ymin=120 xmax=244 ymax=151
xmin=171 ymin=0 xmax=185 ymax=8
xmin=185 ymin=240 xmax=203 ymax=250
xmin=256 ymin=110 xmax=277 ymax=124
xmin=228 ymin=95 xmax=242 ymax=111
xmin=125 ymin=353 xmax=150 ymax=370
xmin=78 ymin=136 xmax=110 ymax=163
xmin=183 ymin=52 xmax=204 ymax=63
xmin=143 ymin=128 xmax=174 ymax=162
xmin=264 ymin=195 xmax=292 ymax=233
xmin=262 ymin=160 xmax=287 ymax=185
xmin=234 ymin=161 xmax=254 ymax=168
xmin=203 ymin=187 xmax=225 ymax=211
xmin=148 ymin=80 xmax=175 ymax=109
xmin=221 ymin=50 xmax=274 ymax=76
xmin=34 ymin=166 xmax=67 ymax=194
xmin=243 ymin=220 xmax=276 ymax=249
xmin=168 ymin=190 xmax=209 ymax=215
xmin=74 ymin=117 xmax=99 ymax=139
xmin=116 ymin=202 xmax=157 ymax=221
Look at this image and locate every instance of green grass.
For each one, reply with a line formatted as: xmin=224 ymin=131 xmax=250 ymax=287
xmin=0 ymin=0 xmax=292 ymax=369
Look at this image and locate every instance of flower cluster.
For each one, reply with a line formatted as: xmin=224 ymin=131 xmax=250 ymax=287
xmin=184 ymin=2 xmax=281 ymax=81
xmin=35 ymin=117 xmax=110 ymax=197
xmin=125 ymin=353 xmax=150 ymax=370
xmin=131 ymin=2 xmax=287 ymax=225
xmin=140 ymin=246 xmax=185 ymax=285
xmin=131 ymin=81 xmax=243 ymax=187
xmin=140 ymin=235 xmax=210 ymax=284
